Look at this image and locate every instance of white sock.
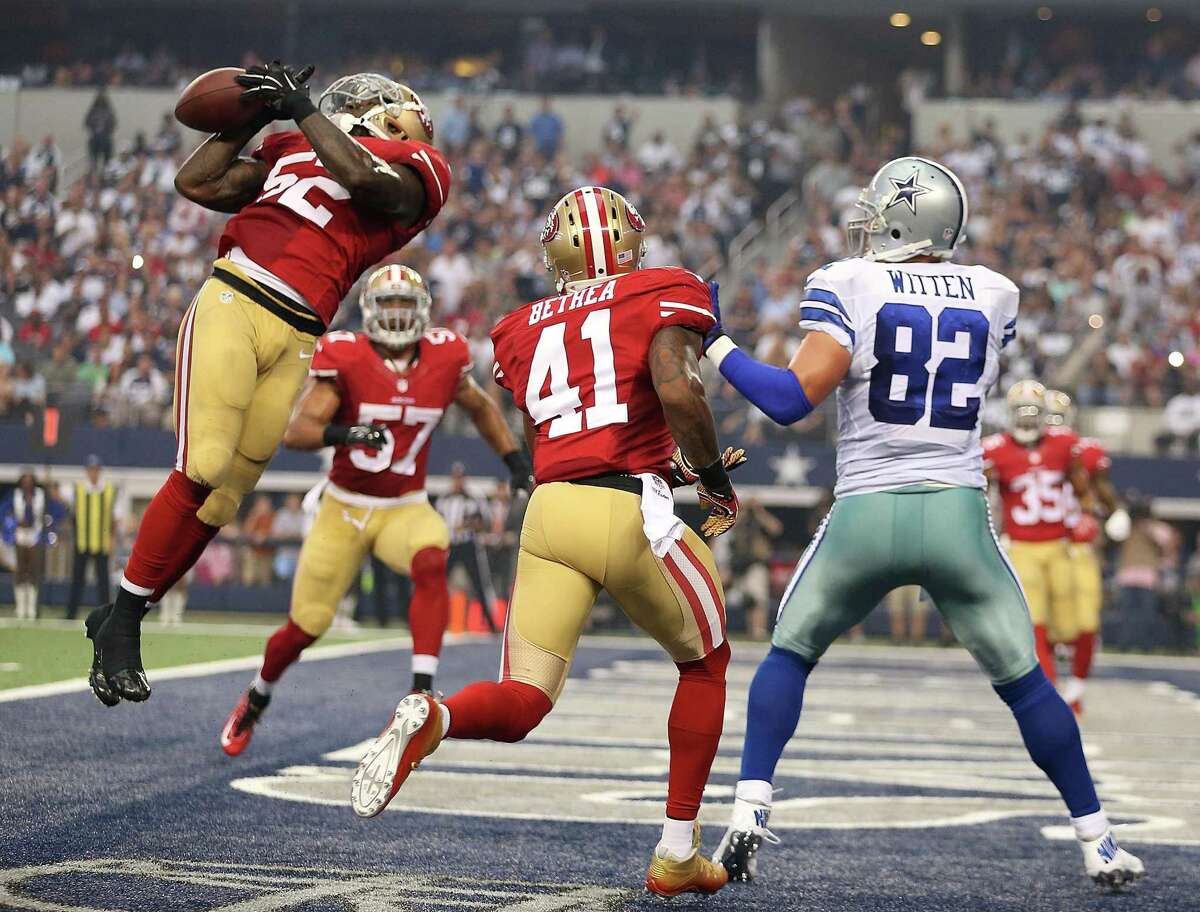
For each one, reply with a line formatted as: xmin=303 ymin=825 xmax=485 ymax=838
xmin=251 ymin=674 xmax=274 ymax=696
xmin=658 ymin=817 xmax=696 ymax=859
xmin=14 ymin=586 xmax=26 ymax=619
xmin=1071 ymin=808 xmax=1110 ymax=842
xmin=438 ymin=703 xmax=451 ymax=737
xmin=735 ymin=779 xmax=774 ymax=805
xmin=412 ymin=654 xmax=439 ymax=677
xmin=28 ymin=586 xmax=38 ymax=619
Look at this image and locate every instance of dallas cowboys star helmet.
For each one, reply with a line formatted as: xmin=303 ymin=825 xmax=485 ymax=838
xmin=846 ymin=156 xmax=969 ymax=263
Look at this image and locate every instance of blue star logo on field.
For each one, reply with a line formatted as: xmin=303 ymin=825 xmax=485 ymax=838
xmin=885 ymin=172 xmax=932 ymax=215
xmin=770 ymin=445 xmax=814 ymax=486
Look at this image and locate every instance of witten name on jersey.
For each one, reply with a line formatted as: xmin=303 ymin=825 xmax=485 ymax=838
xmin=800 ymin=257 xmax=1018 ymax=497
xmin=309 ymin=329 xmax=470 ymax=500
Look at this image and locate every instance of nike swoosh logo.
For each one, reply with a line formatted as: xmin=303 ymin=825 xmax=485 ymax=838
xmin=299 ymin=350 xmax=313 ymax=360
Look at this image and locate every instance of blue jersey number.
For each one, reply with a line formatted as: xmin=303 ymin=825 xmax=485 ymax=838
xmin=868 ymin=303 xmax=988 ymax=429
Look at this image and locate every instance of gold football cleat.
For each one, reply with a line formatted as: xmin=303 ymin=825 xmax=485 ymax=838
xmin=645 ymin=823 xmax=730 ymax=898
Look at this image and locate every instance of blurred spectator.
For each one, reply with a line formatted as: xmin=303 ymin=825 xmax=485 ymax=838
xmin=427 ymin=239 xmax=474 ymax=314
xmin=1113 ymin=497 xmax=1179 ymax=650
xmin=435 ymin=463 xmax=498 ymax=632
xmin=601 ymin=104 xmax=634 ymax=150
xmin=11 ymin=362 xmax=46 ymax=414
xmin=493 ymin=104 xmax=524 ymax=163
xmin=887 ymin=586 xmax=929 ymax=645
xmin=270 ymin=493 xmax=306 ymax=580
xmin=84 ymin=88 xmax=116 ymax=171
xmin=112 ymin=353 xmax=169 ymax=427
xmin=63 ymin=455 xmax=122 ymax=620
xmin=528 ymin=98 xmax=564 ymax=158
xmin=1155 ymin=375 xmax=1200 ymax=456
xmin=241 ymin=494 xmax=276 ymax=586
xmin=3 ymin=469 xmax=54 ymax=620
xmin=719 ymin=498 xmax=782 ymax=639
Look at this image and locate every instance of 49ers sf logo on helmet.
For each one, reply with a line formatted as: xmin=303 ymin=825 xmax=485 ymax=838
xmin=625 ymin=201 xmax=646 ymax=232
xmin=540 ymin=209 xmax=560 ymax=245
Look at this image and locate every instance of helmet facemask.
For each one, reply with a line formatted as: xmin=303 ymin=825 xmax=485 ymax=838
xmin=1010 ymin=405 xmax=1043 ymax=445
xmin=360 ymin=266 xmax=432 ymax=350
xmin=320 ymin=74 xmax=434 ymax=144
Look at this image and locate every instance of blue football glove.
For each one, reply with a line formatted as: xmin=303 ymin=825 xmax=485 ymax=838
xmin=703 ymin=280 xmax=726 ymax=353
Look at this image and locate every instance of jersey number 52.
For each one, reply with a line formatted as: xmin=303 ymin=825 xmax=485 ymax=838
xmin=869 ymin=302 xmax=989 ymax=430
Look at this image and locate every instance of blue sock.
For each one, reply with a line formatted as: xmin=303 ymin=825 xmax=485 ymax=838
xmin=739 ymin=646 xmax=815 ymax=782
xmin=994 ymin=666 xmax=1101 ymax=817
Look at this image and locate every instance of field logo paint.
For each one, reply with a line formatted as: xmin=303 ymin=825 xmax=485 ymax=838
xmin=0 ymin=859 xmax=626 ymax=911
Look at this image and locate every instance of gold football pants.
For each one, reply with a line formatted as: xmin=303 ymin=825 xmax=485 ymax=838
xmin=1007 ymin=538 xmax=1075 ymax=642
xmin=290 ymin=490 xmax=451 ymax=637
xmin=501 ymin=482 xmax=726 ymax=702
xmin=174 ymin=259 xmax=316 ymax=528
xmin=1068 ymin=542 xmax=1102 ymax=637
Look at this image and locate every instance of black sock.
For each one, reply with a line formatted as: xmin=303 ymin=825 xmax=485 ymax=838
xmin=412 ymin=672 xmax=434 ymax=693
xmin=109 ymin=586 xmax=150 ymax=633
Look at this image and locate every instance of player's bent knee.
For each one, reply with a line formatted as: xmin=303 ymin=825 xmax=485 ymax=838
xmin=196 ymin=487 xmax=242 ymax=528
xmin=494 ymin=680 xmax=553 ymax=742
xmin=187 ymin=444 xmax=235 ymax=493
xmin=410 ymin=546 xmax=448 ymax=582
xmin=290 ymin=605 xmax=335 ymax=638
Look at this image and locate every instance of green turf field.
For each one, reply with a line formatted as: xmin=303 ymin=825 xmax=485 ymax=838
xmin=0 ymin=616 xmax=402 ymax=690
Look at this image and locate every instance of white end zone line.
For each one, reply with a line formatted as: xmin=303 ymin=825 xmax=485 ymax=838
xmin=0 ymin=634 xmax=485 ymax=705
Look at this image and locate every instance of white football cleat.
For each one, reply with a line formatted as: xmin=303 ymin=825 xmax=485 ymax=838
xmin=712 ymin=797 xmax=780 ymax=883
xmin=350 ymin=693 xmax=443 ymax=819
xmin=1080 ymin=827 xmax=1145 ymax=889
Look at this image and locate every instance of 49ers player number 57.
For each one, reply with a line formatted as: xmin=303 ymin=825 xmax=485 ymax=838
xmin=219 ymin=265 xmax=531 ymax=757
xmin=87 ymin=65 xmax=452 ymax=708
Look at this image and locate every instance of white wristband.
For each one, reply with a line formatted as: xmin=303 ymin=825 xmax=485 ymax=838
xmin=705 ymin=335 xmax=738 ymax=368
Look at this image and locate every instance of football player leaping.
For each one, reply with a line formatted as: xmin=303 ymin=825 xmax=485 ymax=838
xmin=349 ymin=186 xmax=742 ymax=898
xmin=705 ymin=157 xmax=1144 ymax=889
xmin=219 ymin=265 xmax=532 ymax=757
xmin=86 ymin=67 xmax=452 ymax=706
xmin=1044 ymin=389 xmax=1120 ymax=716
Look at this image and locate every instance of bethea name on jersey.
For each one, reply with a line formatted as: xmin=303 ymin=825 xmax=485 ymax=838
xmin=528 ymin=279 xmax=617 ymax=325
xmin=885 ymin=269 xmax=977 ymax=300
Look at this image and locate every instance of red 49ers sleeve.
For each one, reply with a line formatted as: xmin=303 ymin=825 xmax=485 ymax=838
xmin=639 ymin=267 xmax=716 ymax=335
xmin=365 ymin=138 xmax=452 ymax=228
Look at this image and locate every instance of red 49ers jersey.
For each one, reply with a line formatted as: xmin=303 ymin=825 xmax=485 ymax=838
xmin=218 ymin=130 xmax=451 ymax=325
xmin=310 ymin=329 xmax=470 ymax=498
xmin=1065 ymin=431 xmax=1111 ymax=543
xmin=491 ymin=267 xmax=716 ymax=483
xmin=983 ymin=430 xmax=1077 ymax=541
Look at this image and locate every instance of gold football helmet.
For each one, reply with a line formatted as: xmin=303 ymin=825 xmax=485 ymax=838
xmin=1006 ymin=379 xmax=1046 ymax=445
xmin=541 ymin=186 xmax=646 ymax=292
xmin=320 ymin=74 xmax=433 ymax=144
xmin=1043 ymin=389 xmax=1074 ymax=428
xmin=360 ymin=264 xmax=432 ymax=349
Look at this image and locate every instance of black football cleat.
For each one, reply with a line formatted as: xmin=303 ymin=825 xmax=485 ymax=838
xmin=84 ymin=605 xmax=120 ymax=707
xmin=96 ymin=604 xmax=151 ymax=702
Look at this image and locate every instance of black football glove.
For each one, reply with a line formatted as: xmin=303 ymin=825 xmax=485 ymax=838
xmin=323 ymin=423 xmax=388 ymax=451
xmin=503 ymin=451 xmax=535 ymax=496
xmin=669 ymin=445 xmax=748 ymax=489
xmin=235 ymin=61 xmax=317 ymax=122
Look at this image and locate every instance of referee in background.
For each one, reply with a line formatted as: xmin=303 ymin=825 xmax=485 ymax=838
xmin=65 ymin=455 xmax=121 ymax=621
xmin=435 ymin=463 xmax=500 ymax=633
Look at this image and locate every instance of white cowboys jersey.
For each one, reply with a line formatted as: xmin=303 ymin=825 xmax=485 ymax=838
xmin=799 ymin=257 xmax=1018 ymax=497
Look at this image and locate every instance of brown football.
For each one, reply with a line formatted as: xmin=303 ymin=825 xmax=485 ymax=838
xmin=174 ymin=67 xmax=265 ymax=133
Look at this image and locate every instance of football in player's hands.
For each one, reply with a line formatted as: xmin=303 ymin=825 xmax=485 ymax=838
xmin=669 ymin=446 xmax=748 ymax=488
xmin=175 ymin=67 xmax=268 ymax=133
xmin=345 ymin=424 xmax=388 ymax=451
xmin=234 ymin=61 xmax=316 ymax=121
xmin=698 ymin=482 xmax=739 ymax=538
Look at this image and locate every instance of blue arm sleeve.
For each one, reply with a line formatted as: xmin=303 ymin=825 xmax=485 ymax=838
xmin=718 ymin=346 xmax=813 ymax=426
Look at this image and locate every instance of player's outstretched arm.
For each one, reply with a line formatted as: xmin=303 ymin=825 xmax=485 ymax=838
xmin=282 ymin=377 xmax=386 ymax=452
xmin=455 ymin=375 xmax=534 ymax=494
xmin=174 ymin=121 xmax=269 ymax=212
xmin=706 ymin=331 xmax=850 ymax=426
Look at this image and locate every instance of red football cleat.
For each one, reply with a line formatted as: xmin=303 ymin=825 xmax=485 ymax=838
xmin=351 ymin=692 xmax=444 ymax=818
xmin=220 ymin=689 xmax=270 ymax=757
